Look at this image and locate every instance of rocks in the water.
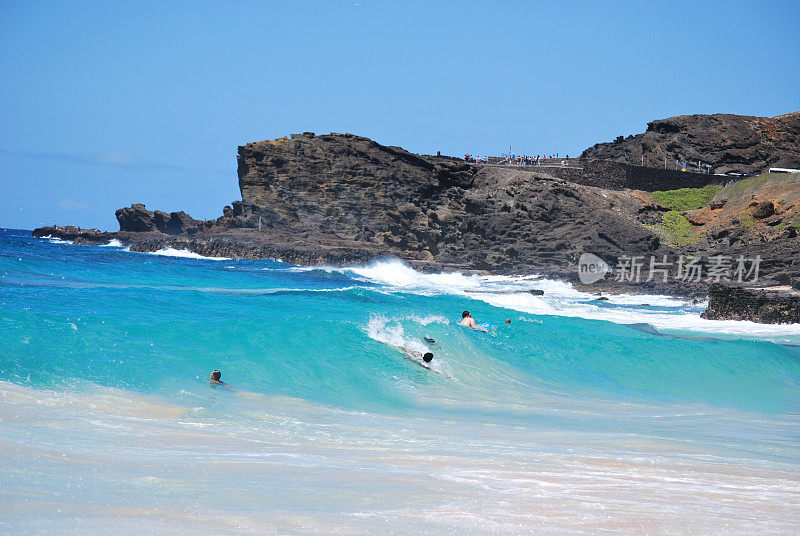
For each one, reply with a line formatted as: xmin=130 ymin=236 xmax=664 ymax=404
xmin=528 ymin=289 xmax=545 ymax=296
xmin=31 ymin=225 xmax=110 ymax=243
xmin=596 ymin=296 xmax=609 ymax=301
xmin=701 ymin=283 xmax=800 ymax=324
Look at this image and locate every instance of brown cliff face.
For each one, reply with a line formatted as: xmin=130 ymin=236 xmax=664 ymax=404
xmin=581 ymin=112 xmax=800 ymax=175
xmin=236 ymin=133 xmax=474 ymax=239
xmin=233 ymin=133 xmax=665 ymax=274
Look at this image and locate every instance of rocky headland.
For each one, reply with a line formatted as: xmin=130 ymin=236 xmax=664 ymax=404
xmin=34 ymin=113 xmax=800 ymax=322
xmin=581 ymin=112 xmax=800 ymax=175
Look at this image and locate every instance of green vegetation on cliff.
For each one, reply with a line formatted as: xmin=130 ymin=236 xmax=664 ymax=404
xmin=645 ymin=210 xmax=702 ymax=246
xmin=651 ymin=184 xmax=723 ymax=211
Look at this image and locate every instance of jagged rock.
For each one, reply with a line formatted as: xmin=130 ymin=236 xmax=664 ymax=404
xmin=115 ymin=204 xmax=203 ymax=235
xmin=234 ymin=132 xmax=671 ymax=272
xmin=115 ymin=204 xmax=156 ymax=232
xmin=702 ymin=283 xmax=800 ymax=323
xmin=581 ymin=112 xmax=800 ymax=175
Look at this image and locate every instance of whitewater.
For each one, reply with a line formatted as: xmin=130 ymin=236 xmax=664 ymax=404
xmin=1 ymin=227 xmax=799 ymax=535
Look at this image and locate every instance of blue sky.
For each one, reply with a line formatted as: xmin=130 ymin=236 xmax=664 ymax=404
xmin=1 ymin=0 xmax=798 ymax=231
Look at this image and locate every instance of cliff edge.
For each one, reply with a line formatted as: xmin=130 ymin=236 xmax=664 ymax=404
xmin=581 ymin=112 xmax=800 ymax=175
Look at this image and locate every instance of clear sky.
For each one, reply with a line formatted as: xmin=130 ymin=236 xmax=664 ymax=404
xmin=1 ymin=0 xmax=798 ymax=231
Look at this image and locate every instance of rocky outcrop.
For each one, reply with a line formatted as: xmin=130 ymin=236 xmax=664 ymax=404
xmin=231 ymin=133 xmax=669 ymax=277
xmin=702 ymin=284 xmax=800 ymax=324
xmin=581 ymin=112 xmax=800 ymax=175
xmin=115 ymin=204 xmax=206 ymax=235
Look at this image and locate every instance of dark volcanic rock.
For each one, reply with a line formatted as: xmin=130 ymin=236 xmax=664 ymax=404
xmin=701 ymin=283 xmax=800 ymax=324
xmin=115 ymin=204 xmax=156 ymax=232
xmin=751 ymin=201 xmax=775 ymax=219
xmin=31 ymin=225 xmax=112 ymax=244
xmin=581 ymin=112 xmax=800 ymax=175
xmin=116 ymin=204 xmax=205 ymax=234
xmin=233 ymin=132 xmax=672 ymax=275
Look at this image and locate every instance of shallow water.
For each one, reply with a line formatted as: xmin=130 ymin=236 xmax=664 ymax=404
xmin=1 ymin=228 xmax=799 ymax=534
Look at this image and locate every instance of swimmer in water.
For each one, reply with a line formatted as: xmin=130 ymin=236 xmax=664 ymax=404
xmin=399 ymin=346 xmax=434 ymax=363
xmin=459 ymin=311 xmax=489 ymax=332
xmin=398 ymin=346 xmax=450 ymax=377
xmin=208 ymin=369 xmax=229 ymax=388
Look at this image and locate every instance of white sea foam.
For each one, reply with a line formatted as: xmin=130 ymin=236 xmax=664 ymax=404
xmin=342 ymin=259 xmax=800 ymax=339
xmin=39 ymin=235 xmax=74 ymax=245
xmin=146 ymin=247 xmax=230 ymax=261
xmin=99 ymin=239 xmax=124 ymax=247
xmin=365 ymin=315 xmax=452 ymax=376
xmin=366 ymin=315 xmax=428 ymax=354
xmin=407 ymin=314 xmax=449 ymax=326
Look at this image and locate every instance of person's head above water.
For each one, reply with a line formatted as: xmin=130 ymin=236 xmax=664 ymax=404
xmin=462 ymin=311 xmax=471 ymax=319
xmin=423 ymin=352 xmax=434 ymax=363
xmin=210 ymin=370 xmax=222 ymax=382
xmin=505 ymin=318 xmax=511 ymax=324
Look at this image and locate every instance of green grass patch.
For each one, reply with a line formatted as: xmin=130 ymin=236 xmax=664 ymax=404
xmin=647 ymin=210 xmax=703 ymax=246
xmin=650 ymin=184 xmax=723 ymax=211
xmin=739 ymin=207 xmax=757 ymax=228
xmin=792 ymin=216 xmax=800 ymax=229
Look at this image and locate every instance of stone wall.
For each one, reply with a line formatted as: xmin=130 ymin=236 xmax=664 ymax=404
xmin=541 ymin=160 xmax=723 ymax=191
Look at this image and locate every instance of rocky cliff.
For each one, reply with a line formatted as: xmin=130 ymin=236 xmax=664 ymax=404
xmin=231 ymin=133 xmax=665 ymax=273
xmin=581 ymin=112 xmax=800 ymax=175
xmin=32 ymin=120 xmax=800 ymax=316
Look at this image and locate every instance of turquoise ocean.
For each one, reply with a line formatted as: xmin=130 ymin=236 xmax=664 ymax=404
xmin=1 ymin=227 xmax=799 ymax=535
